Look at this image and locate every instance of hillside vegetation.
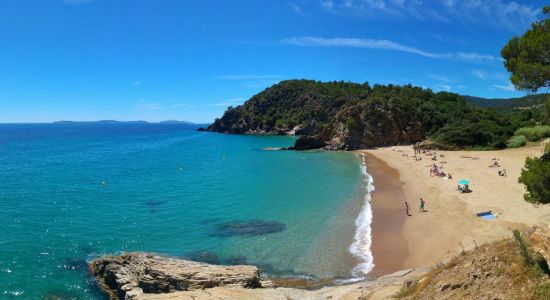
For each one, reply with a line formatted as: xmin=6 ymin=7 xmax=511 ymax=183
xmin=396 ymin=229 xmax=550 ymax=300
xmin=464 ymin=94 xmax=547 ymax=111
xmin=207 ymin=80 xmax=543 ymax=150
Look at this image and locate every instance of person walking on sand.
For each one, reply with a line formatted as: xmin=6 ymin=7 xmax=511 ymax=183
xmin=419 ymin=198 xmax=425 ymax=212
xmin=405 ymin=201 xmax=410 ymax=216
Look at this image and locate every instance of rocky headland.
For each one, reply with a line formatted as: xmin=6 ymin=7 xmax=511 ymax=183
xmin=203 ymin=80 xmax=547 ymax=151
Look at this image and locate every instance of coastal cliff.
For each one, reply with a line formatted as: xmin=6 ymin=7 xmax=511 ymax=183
xmin=205 ymin=80 xmax=543 ymax=150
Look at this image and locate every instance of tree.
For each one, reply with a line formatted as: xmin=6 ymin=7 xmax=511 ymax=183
xmin=519 ymin=154 xmax=550 ymax=204
xmin=504 ymin=6 xmax=550 ymax=204
xmin=501 ymin=6 xmax=550 ymax=93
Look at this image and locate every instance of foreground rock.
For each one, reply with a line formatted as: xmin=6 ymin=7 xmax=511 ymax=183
xmin=89 ymin=253 xmax=263 ymax=300
xmin=89 ymin=252 xmax=426 ymax=300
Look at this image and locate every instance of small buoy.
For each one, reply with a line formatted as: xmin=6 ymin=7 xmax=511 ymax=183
xmin=101 ymin=181 xmax=106 ymax=185
xmin=179 ymin=167 xmax=183 ymax=171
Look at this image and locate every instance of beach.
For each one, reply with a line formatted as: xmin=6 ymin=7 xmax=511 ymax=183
xmin=362 ymin=142 xmax=550 ymax=270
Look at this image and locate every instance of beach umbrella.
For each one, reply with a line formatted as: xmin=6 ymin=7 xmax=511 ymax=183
xmin=458 ymin=179 xmax=470 ymax=185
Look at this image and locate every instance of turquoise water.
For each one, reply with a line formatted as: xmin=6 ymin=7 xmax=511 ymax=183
xmin=0 ymin=123 xmax=364 ymax=299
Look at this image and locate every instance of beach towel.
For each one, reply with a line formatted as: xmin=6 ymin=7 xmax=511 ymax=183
xmin=476 ymin=211 xmax=496 ymax=220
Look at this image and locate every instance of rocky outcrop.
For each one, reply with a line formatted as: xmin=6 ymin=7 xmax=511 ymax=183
xmin=324 ymin=102 xmax=426 ymax=150
xmin=89 ymin=253 xmax=264 ymax=300
xmin=529 ymin=226 xmax=550 ymax=264
xmin=89 ymin=252 xmax=429 ymax=300
xmin=289 ymin=136 xmax=326 ymax=150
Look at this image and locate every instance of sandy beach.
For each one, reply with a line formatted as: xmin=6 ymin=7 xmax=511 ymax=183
xmin=366 ymin=154 xmax=408 ymax=277
xmin=362 ymin=142 xmax=550 ymax=271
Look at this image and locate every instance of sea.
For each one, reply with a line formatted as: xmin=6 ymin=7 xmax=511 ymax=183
xmin=0 ymin=123 xmax=374 ymax=299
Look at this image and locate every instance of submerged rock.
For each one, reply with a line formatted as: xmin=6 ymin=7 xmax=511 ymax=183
xmin=89 ymin=253 xmax=263 ymax=300
xmin=210 ymin=220 xmax=286 ymax=237
xmin=62 ymin=257 xmax=88 ymax=271
xmin=183 ymin=250 xmax=220 ymax=265
xmin=224 ymin=255 xmax=248 ymax=265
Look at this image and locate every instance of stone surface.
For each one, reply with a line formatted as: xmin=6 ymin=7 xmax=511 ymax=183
xmin=89 ymin=252 xmax=422 ymax=300
xmin=529 ymin=226 xmax=550 ymax=265
xmin=89 ymin=253 xmax=263 ymax=300
xmin=291 ymin=135 xmax=326 ymax=150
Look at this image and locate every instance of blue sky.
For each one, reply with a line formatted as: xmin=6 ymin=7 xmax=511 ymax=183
xmin=0 ymin=0 xmax=547 ymax=123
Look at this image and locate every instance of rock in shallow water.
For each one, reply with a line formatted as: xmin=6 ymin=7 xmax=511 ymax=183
xmin=182 ymin=250 xmax=220 ymax=265
xmin=89 ymin=253 xmax=263 ymax=300
xmin=210 ymin=220 xmax=286 ymax=237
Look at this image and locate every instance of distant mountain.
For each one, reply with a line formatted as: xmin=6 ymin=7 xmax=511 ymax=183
xmin=54 ymin=120 xmax=149 ymax=124
xmin=464 ymin=94 xmax=548 ymax=111
xmin=158 ymin=120 xmax=196 ymax=124
xmin=53 ymin=120 xmax=204 ymax=125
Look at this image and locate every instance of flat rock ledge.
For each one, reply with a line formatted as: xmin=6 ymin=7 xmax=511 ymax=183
xmin=89 ymin=252 xmax=426 ymax=300
xmin=88 ymin=253 xmax=265 ymax=300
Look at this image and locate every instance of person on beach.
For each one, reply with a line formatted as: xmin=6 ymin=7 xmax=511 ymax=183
xmin=405 ymin=201 xmax=411 ymax=216
xmin=419 ymin=198 xmax=425 ymax=212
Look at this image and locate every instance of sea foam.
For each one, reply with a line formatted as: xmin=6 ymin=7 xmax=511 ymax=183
xmin=349 ymin=153 xmax=375 ymax=278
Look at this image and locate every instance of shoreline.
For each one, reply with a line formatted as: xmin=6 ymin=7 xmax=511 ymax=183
xmin=363 ymin=153 xmax=408 ymax=278
xmin=363 ymin=143 xmax=550 ymax=270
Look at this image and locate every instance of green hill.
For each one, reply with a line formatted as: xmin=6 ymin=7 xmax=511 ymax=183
xmin=464 ymin=94 xmax=548 ymax=111
xmin=206 ymin=80 xmax=543 ymax=150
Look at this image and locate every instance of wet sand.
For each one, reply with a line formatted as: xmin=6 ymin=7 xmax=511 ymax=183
xmin=364 ymin=153 xmax=408 ymax=277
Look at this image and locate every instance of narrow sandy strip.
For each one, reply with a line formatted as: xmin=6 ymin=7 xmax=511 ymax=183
xmin=361 ymin=143 xmax=550 ymax=269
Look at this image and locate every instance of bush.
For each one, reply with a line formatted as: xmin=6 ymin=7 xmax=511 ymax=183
xmin=514 ymin=125 xmax=550 ymax=142
xmin=535 ymin=283 xmax=550 ymax=299
xmin=507 ymin=135 xmax=528 ymax=148
xmin=519 ymin=154 xmax=550 ymax=204
xmin=513 ymin=229 xmax=533 ymax=265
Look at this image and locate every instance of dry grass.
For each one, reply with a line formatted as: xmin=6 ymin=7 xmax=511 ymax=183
xmin=395 ymin=234 xmax=550 ymax=299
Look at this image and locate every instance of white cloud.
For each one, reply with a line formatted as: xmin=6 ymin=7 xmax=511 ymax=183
xmin=171 ymin=103 xmax=196 ymax=108
xmin=429 ymin=74 xmax=453 ymax=82
xmin=283 ymin=37 xmax=499 ymax=64
xmin=318 ymin=0 xmax=539 ymax=32
xmin=289 ymin=2 xmax=302 ymax=13
xmin=472 ymin=69 xmax=488 ymax=80
xmin=212 ymin=98 xmax=245 ymax=107
xmin=434 ymin=83 xmax=452 ymax=91
xmin=219 ymin=74 xmax=283 ymax=80
xmin=136 ymin=99 xmax=164 ymax=110
xmin=321 ymin=0 xmax=335 ymax=9
xmin=132 ymin=80 xmax=143 ymax=86
xmin=493 ymin=83 xmax=516 ymax=91
xmin=62 ymin=0 xmax=94 ymax=5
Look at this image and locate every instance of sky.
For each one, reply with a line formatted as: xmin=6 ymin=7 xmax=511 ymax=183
xmin=0 ymin=0 xmax=547 ymax=123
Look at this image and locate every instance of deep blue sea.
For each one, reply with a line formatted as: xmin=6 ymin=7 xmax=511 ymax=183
xmin=0 ymin=123 xmax=367 ymax=299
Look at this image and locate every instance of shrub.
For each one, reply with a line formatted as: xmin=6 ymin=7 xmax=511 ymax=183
xmin=535 ymin=283 xmax=550 ymax=299
xmin=514 ymin=125 xmax=550 ymax=142
xmin=507 ymin=135 xmax=528 ymax=148
xmin=519 ymin=154 xmax=550 ymax=204
xmin=513 ymin=229 xmax=533 ymax=265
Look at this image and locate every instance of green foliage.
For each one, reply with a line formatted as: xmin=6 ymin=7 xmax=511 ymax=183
xmin=545 ymin=143 xmax=550 ymax=154
xmin=513 ymin=229 xmax=533 ymax=265
xmin=535 ymin=283 xmax=550 ymax=299
xmin=514 ymin=125 xmax=550 ymax=142
xmin=345 ymin=117 xmax=356 ymax=130
xmin=464 ymin=94 xmax=549 ymax=111
xmin=501 ymin=6 xmax=550 ymax=92
xmin=507 ymin=135 xmax=528 ymax=148
xmin=208 ymin=80 xmax=545 ymax=149
xmin=519 ymin=154 xmax=550 ymax=204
